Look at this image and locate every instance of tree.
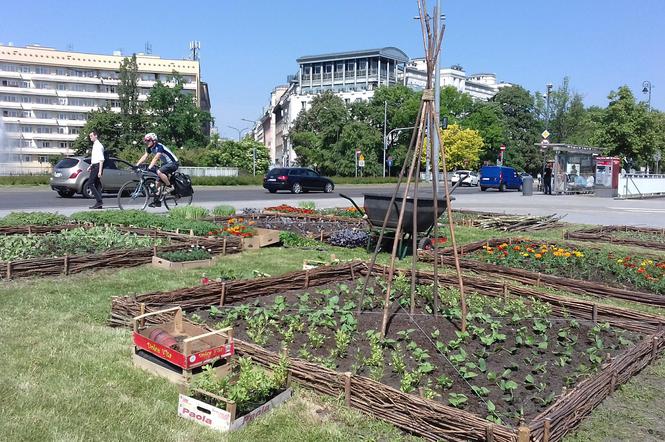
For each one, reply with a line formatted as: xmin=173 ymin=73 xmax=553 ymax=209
xmin=462 ymin=101 xmax=506 ymax=163
xmin=333 ymin=121 xmax=382 ymax=176
xmin=73 ymin=107 xmax=124 ymax=156
xmin=595 ymin=86 xmax=657 ymax=166
xmin=440 ymin=86 xmax=474 ymax=123
xmin=427 ymin=124 xmax=483 ymax=171
xmin=144 ymin=74 xmax=211 ymax=148
xmin=492 ymin=86 xmax=542 ymax=174
xmin=117 ymin=55 xmax=145 ymax=146
xmin=179 ymin=134 xmax=270 ymax=173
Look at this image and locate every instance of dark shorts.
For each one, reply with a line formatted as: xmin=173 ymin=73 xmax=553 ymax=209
xmin=159 ymin=162 xmax=179 ymax=176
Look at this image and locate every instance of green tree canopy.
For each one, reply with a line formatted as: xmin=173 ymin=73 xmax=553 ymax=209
xmin=143 ymin=74 xmax=212 ymax=149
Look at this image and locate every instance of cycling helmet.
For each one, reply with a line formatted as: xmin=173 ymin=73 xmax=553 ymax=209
xmin=143 ymin=133 xmax=158 ymax=143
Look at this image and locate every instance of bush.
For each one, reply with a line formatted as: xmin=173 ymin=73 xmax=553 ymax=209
xmin=168 ymin=206 xmax=210 ymax=220
xmin=212 ymin=205 xmax=236 ymax=216
xmin=0 ymin=175 xmax=50 ymax=186
xmin=0 ymin=211 xmax=69 ymax=226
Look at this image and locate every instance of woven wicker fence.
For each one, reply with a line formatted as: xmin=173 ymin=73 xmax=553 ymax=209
xmin=110 ymin=261 xmax=665 ymax=441
xmin=564 ymin=225 xmax=665 ymax=251
xmin=0 ymin=224 xmax=242 ymax=280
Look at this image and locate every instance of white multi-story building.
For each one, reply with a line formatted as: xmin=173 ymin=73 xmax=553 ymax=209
xmin=258 ymin=47 xmax=409 ymax=165
xmin=405 ymin=58 xmax=511 ymax=100
xmin=256 ymin=48 xmax=509 ymax=165
xmin=0 ymin=44 xmax=209 ymax=173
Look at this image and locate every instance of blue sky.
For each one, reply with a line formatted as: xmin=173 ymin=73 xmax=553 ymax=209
xmin=1 ymin=1 xmax=663 ymax=140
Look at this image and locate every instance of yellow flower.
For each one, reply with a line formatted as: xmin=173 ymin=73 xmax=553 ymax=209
xmin=535 ymin=253 xmax=542 ymax=259
xmin=617 ymin=259 xmax=623 ymax=264
xmin=522 ymin=253 xmax=529 ymax=257
xmin=564 ymin=252 xmax=571 ymax=258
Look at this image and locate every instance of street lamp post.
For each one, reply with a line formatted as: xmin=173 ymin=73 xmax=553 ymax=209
xmin=642 ymin=80 xmax=652 ymax=111
xmin=241 ymin=118 xmax=257 ymax=176
xmin=541 ymin=83 xmax=553 ymax=192
xmin=227 ymin=125 xmax=250 ymax=141
xmin=383 ymin=100 xmax=388 ymax=178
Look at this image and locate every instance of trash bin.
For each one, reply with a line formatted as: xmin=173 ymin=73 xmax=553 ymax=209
xmin=522 ymin=175 xmax=533 ymax=196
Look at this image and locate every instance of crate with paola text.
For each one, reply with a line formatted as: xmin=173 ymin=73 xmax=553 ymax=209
xmin=132 ymin=306 xmax=234 ymax=388
xmin=178 ymin=357 xmax=292 ymax=432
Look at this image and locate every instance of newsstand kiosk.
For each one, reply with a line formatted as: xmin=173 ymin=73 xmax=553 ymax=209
xmin=594 ymin=156 xmax=621 ymax=197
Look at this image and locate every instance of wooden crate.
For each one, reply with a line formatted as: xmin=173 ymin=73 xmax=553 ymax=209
xmin=132 ymin=307 xmax=234 ymax=388
xmin=241 ymin=228 xmax=281 ymax=250
xmin=178 ymin=387 xmax=293 ymax=432
xmin=151 ymin=255 xmax=215 ymax=270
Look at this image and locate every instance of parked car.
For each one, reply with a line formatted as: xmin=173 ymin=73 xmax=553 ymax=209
xmin=479 ymin=165 xmax=523 ymax=192
xmin=50 ymin=156 xmax=137 ymax=198
xmin=263 ymin=167 xmax=335 ymax=194
xmin=451 ymin=170 xmax=479 ymax=187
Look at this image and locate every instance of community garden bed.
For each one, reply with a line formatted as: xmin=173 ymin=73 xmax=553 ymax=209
xmin=421 ymin=237 xmax=665 ymax=308
xmin=0 ymin=223 xmax=241 ymax=280
xmin=110 ymin=262 xmax=665 ymax=441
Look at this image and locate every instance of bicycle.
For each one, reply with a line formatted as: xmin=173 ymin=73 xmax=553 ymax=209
xmin=117 ymin=166 xmax=193 ymax=210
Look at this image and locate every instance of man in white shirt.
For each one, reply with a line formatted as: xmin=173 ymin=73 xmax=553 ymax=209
xmin=87 ymin=131 xmax=105 ymax=209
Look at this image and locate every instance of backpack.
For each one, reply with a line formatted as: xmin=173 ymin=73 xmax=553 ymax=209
xmin=172 ymin=172 xmax=194 ymax=197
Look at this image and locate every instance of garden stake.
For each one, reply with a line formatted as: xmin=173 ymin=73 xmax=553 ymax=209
xmin=223 ymin=238 xmax=227 ymax=255
xmin=651 ymin=337 xmax=658 ymax=360
xmin=27 ymin=225 xmax=32 ymax=234
xmin=543 ymin=418 xmax=551 ymax=442
xmin=610 ymin=370 xmax=617 ymax=392
xmin=219 ymin=283 xmax=226 ymax=307
xmin=592 ymin=304 xmax=598 ymax=324
xmin=152 ymin=246 xmax=157 ymax=257
xmin=7 ymin=261 xmax=12 ymax=279
xmin=304 ymin=270 xmax=310 ymax=288
xmin=63 ymin=254 xmax=69 ymax=275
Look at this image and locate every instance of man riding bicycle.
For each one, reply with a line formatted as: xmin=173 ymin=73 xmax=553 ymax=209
xmin=136 ymin=133 xmax=179 ymax=207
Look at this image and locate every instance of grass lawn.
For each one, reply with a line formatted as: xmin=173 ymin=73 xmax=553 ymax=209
xmin=0 ymin=232 xmax=663 ymax=441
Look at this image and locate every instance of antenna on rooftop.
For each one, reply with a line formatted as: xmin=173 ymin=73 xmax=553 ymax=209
xmin=189 ymin=40 xmax=201 ymax=61
xmin=145 ymin=41 xmax=152 ymax=55
xmin=66 ymin=43 xmax=73 ymax=51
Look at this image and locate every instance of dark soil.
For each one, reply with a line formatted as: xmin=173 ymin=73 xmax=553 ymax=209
xmin=191 ymin=277 xmax=642 ymax=428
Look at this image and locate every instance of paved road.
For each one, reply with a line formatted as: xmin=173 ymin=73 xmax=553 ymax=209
xmin=1 ymin=185 xmax=663 ymax=227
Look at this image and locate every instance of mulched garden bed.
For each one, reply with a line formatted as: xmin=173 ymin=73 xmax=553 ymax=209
xmin=190 ymin=276 xmax=640 ymax=428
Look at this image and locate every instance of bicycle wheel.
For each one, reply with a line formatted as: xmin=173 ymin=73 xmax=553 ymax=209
xmin=163 ymin=192 xmax=193 ymax=210
xmin=117 ymin=181 xmax=150 ymax=210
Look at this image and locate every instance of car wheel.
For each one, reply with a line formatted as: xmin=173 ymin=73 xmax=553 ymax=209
xmin=291 ymin=182 xmax=302 ymax=194
xmin=480 ymin=186 xmax=487 ymax=191
xmin=324 ymin=183 xmax=333 ymax=193
xmin=499 ymin=183 xmax=506 ymax=192
xmin=518 ymin=184 xmax=523 ymax=192
xmin=268 ymin=189 xmax=277 ymax=194
xmin=82 ymin=180 xmax=101 ymax=199
xmin=57 ymin=189 xmax=75 ymax=198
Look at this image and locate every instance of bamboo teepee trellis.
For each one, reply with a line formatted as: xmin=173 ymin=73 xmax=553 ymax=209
xmin=357 ymin=0 xmax=467 ymax=337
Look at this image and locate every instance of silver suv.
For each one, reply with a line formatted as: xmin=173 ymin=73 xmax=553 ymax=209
xmin=50 ymin=156 xmax=137 ymax=198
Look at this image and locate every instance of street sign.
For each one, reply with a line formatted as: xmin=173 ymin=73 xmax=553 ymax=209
xmin=358 ymin=159 xmax=365 ymax=168
xmin=355 ymin=149 xmax=361 ymax=155
xmin=359 ymin=154 xmax=365 ymax=162
xmin=541 ymin=130 xmax=550 ymax=139
xmin=387 ymin=156 xmax=393 ymax=167
xmin=654 ymin=151 xmax=662 ymax=162
xmin=500 ymin=144 xmax=506 ymax=151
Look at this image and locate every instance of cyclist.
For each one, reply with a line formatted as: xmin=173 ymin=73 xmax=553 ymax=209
xmin=136 ymin=133 xmax=179 ymax=207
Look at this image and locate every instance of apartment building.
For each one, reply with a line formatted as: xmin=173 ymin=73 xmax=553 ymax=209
xmin=259 ymin=47 xmax=409 ymax=165
xmin=255 ymin=47 xmax=510 ymax=166
xmin=0 ymin=44 xmax=208 ymax=172
xmin=405 ymin=58 xmax=511 ymax=100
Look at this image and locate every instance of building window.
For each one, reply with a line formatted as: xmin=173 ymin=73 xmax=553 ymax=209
xmin=38 ymin=156 xmax=48 ymax=163
xmin=41 ymin=142 xmax=50 ymax=148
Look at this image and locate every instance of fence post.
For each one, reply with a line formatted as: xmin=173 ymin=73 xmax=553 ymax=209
xmin=343 ymin=372 xmax=352 ymax=406
xmin=304 ymin=270 xmax=310 ymax=288
xmin=592 ymin=304 xmax=598 ymax=324
xmin=485 ymin=424 xmax=494 ymax=442
xmin=219 ymin=283 xmax=227 ymax=307
xmin=223 ymin=238 xmax=227 ymax=255
xmin=63 ymin=254 xmax=69 ymax=275
xmin=543 ymin=418 xmax=551 ymax=442
xmin=6 ymin=261 xmax=12 ymax=280
xmin=517 ymin=423 xmax=530 ymax=442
